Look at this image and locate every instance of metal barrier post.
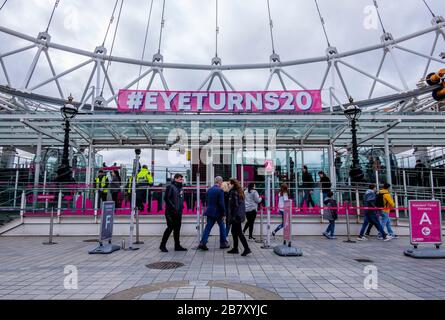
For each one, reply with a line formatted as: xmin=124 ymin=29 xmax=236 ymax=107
xmin=394 ymin=192 xmax=399 ymax=226
xmin=430 ymin=170 xmax=435 ymax=200
xmin=261 ymin=174 xmax=272 ymax=249
xmin=127 ymin=150 xmax=141 ymax=251
xmin=43 ymin=170 xmax=48 ymax=210
xmin=355 ymin=188 xmax=360 ymax=224
xmin=196 ymin=174 xmax=201 ymax=243
xmin=343 ymin=201 xmax=356 ymax=243
xmin=57 ymin=189 xmax=62 ymax=223
xmin=43 ymin=208 xmax=57 ymax=245
xmin=403 ymin=170 xmax=408 ymax=210
xmin=13 ymin=169 xmax=19 ymax=207
xmin=320 ymin=189 xmax=324 ymax=223
xmin=94 ymin=189 xmax=99 ymax=224
xmin=20 ymin=190 xmax=25 ymax=223
xmin=134 ymin=207 xmax=144 ymax=244
xmin=256 ymin=207 xmax=264 ymax=244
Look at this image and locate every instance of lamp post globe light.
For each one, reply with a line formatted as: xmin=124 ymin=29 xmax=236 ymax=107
xmin=344 ymin=99 xmax=364 ymax=183
xmin=55 ymin=95 xmax=78 ymax=184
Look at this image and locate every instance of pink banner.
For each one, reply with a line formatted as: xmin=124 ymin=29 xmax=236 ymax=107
xmin=409 ymin=200 xmax=442 ymax=244
xmin=118 ymin=90 xmax=322 ymax=113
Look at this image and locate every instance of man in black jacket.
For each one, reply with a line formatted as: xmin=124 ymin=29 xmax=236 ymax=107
xmin=301 ymin=165 xmax=315 ymax=208
xmin=160 ymin=174 xmax=187 ymax=252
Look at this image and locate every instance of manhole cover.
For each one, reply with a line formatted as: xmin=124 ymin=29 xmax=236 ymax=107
xmin=354 ymin=258 xmax=374 ymax=263
xmin=146 ymin=261 xmax=185 ymax=270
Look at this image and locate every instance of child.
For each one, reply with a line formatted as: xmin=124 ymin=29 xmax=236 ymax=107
xmin=322 ymin=191 xmax=338 ymax=239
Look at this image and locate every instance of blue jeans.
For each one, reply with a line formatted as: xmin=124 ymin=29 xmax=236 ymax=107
xmin=359 ymin=211 xmax=387 ymax=237
xmin=225 ymin=223 xmax=231 ymax=237
xmin=322 ymin=191 xmax=329 ymax=201
xmin=201 ymin=216 xmax=228 ymax=245
xmin=325 ymin=220 xmax=335 ymax=236
xmin=273 ymin=210 xmax=284 ymax=234
xmin=380 ymin=212 xmax=395 ymax=236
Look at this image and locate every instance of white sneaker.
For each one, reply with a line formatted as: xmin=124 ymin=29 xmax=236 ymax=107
xmin=383 ymin=236 xmax=392 ymax=241
xmin=356 ymin=236 xmax=367 ymax=241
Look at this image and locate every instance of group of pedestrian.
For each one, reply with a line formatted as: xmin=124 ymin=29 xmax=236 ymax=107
xmin=194 ymin=177 xmax=253 ymax=256
xmin=357 ymin=183 xmax=398 ymax=241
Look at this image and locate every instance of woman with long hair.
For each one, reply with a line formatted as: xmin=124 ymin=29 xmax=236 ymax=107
xmin=272 ymin=184 xmax=289 ymax=237
xmin=227 ymin=179 xmax=251 ymax=256
xmin=243 ymin=183 xmax=262 ymax=240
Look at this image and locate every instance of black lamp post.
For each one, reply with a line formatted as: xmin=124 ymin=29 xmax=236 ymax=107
xmin=55 ymin=95 xmax=78 ymax=184
xmin=344 ymin=99 xmax=364 ymax=183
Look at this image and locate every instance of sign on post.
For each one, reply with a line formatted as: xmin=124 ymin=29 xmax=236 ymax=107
xmin=409 ymin=200 xmax=442 ymax=245
xmin=264 ymin=160 xmax=274 ymax=175
xmin=100 ymin=201 xmax=115 ymax=242
xmin=89 ymin=201 xmax=120 ymax=254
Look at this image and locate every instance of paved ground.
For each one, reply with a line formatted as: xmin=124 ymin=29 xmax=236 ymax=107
xmin=0 ymin=235 xmax=444 ymax=300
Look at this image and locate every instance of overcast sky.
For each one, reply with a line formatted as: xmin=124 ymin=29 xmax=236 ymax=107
xmin=0 ymin=0 xmax=444 ymax=175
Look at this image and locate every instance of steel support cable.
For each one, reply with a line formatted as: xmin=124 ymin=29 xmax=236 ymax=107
xmin=266 ymin=0 xmax=276 ymax=54
xmin=422 ymin=0 xmax=436 ymax=18
xmin=157 ymin=0 xmax=166 ymax=54
xmin=136 ymin=0 xmax=154 ymax=90
xmin=215 ymin=0 xmax=219 ymax=57
xmin=100 ymin=0 xmax=124 ymax=97
xmin=314 ymin=0 xmax=331 ymax=47
xmin=373 ymin=0 xmax=387 ymax=34
xmin=101 ymin=0 xmax=120 ymax=47
xmin=0 ymin=0 xmax=8 ymax=11
xmin=45 ymin=0 xmax=61 ymax=33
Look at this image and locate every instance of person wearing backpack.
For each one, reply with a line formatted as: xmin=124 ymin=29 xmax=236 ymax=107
xmin=378 ymin=183 xmax=398 ymax=239
xmin=227 ymin=179 xmax=251 ymax=256
xmin=322 ymin=191 xmax=338 ymax=239
xmin=357 ymin=184 xmax=391 ymax=241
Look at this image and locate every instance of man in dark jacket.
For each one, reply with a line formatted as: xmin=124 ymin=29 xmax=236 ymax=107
xmin=198 ymin=177 xmax=229 ymax=251
xmin=301 ymin=166 xmax=315 ymax=208
xmin=160 ymin=174 xmax=187 ymax=252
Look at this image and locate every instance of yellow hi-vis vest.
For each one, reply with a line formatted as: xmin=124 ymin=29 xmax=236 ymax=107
xmin=95 ymin=176 xmax=108 ymax=193
xmin=127 ymin=169 xmax=153 ymax=194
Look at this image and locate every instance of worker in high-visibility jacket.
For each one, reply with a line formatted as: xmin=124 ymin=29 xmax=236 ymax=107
xmin=95 ymin=170 xmax=109 ymax=208
xmin=127 ymin=165 xmax=154 ymax=211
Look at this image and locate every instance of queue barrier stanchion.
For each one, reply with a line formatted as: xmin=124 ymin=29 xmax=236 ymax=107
xmin=43 ymin=208 xmax=56 ymax=245
xmin=343 ymin=201 xmax=356 ymax=243
xmin=56 ymin=189 xmax=62 ymax=224
xmin=255 ymin=206 xmax=264 ymax=244
xmin=20 ymin=190 xmax=25 ymax=223
xmin=134 ymin=207 xmax=144 ymax=245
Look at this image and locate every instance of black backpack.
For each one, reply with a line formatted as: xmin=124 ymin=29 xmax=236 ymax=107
xmin=375 ymin=192 xmax=385 ymax=208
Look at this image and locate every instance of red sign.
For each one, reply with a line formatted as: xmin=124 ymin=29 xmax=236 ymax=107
xmin=409 ymin=200 xmax=442 ymax=244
